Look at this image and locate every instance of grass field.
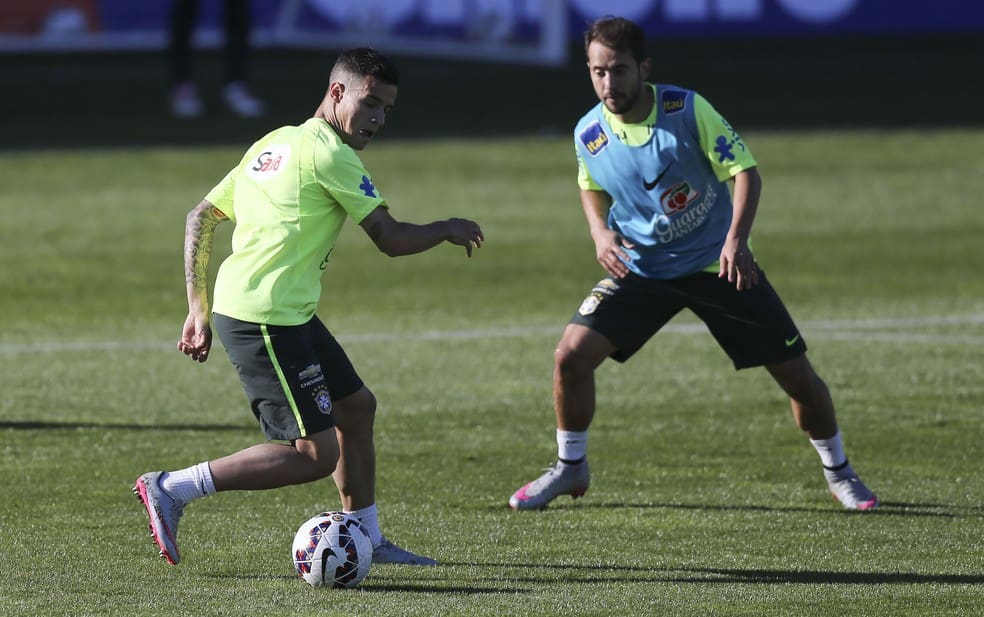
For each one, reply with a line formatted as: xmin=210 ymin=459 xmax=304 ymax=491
xmin=0 ymin=130 xmax=982 ymax=616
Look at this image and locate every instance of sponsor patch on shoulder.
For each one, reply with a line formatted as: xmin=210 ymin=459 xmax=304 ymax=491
xmin=579 ymin=121 xmax=610 ymax=156
xmin=661 ymin=90 xmax=687 ymax=115
xmin=247 ymin=144 xmax=291 ymax=181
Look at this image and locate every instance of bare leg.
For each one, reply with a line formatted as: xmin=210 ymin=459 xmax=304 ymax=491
xmin=508 ymin=324 xmax=612 ymax=510
xmin=209 ymin=428 xmax=339 ymax=491
xmin=766 ymin=354 xmax=838 ymax=439
xmin=553 ymin=324 xmax=616 ymax=431
xmin=330 ymin=386 xmax=377 ymax=511
xmin=766 ymin=354 xmax=880 ymax=509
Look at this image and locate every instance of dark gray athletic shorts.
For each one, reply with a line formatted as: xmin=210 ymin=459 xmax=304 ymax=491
xmin=569 ymin=269 xmax=807 ymax=369
xmin=212 ymin=313 xmax=364 ymax=441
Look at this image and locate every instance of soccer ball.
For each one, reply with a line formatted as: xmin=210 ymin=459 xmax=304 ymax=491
xmin=291 ymin=511 xmax=373 ymax=588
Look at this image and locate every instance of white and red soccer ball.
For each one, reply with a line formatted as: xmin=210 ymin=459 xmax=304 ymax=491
xmin=291 ymin=511 xmax=372 ymax=588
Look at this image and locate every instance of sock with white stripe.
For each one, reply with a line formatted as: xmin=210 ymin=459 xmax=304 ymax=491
xmin=810 ymin=432 xmax=855 ymax=482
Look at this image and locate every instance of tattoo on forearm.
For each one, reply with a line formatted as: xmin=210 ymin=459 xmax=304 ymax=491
xmin=184 ymin=204 xmax=226 ymax=288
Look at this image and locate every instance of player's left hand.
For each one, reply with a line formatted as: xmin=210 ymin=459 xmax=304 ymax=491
xmin=719 ymin=241 xmax=760 ymax=290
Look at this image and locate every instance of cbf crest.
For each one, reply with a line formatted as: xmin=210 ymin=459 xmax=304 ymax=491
xmin=578 ymin=278 xmax=620 ymax=315
xmin=312 ymin=386 xmax=333 ymax=415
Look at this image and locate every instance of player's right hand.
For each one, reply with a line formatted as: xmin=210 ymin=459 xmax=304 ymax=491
xmin=593 ymin=229 xmax=632 ymax=278
xmin=177 ymin=312 xmax=212 ymax=362
xmin=445 ymin=218 xmax=484 ymax=257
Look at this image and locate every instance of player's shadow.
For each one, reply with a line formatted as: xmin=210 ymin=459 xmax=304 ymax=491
xmin=208 ymin=562 xmax=983 ymax=593
xmin=670 ymin=567 xmax=984 ymax=585
xmin=206 ymin=573 xmax=526 ymax=594
xmin=557 ymin=500 xmax=975 ymax=519
xmin=361 ymin=582 xmax=526 ymax=594
xmin=441 ymin=561 xmax=984 ymax=586
xmin=0 ymin=419 xmax=252 ymax=432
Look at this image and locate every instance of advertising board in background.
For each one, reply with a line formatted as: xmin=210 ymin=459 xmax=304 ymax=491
xmin=1 ymin=0 xmax=982 ymax=65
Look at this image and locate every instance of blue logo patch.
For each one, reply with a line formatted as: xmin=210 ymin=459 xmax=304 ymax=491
xmin=359 ymin=175 xmax=377 ymax=197
xmin=713 ymin=118 xmax=747 ymax=163
xmin=661 ymin=90 xmax=687 ymax=115
xmin=714 ymin=136 xmax=735 ymax=162
xmin=579 ymin=122 xmax=609 ymax=156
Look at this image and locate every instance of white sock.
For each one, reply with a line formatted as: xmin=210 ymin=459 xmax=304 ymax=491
xmin=345 ymin=503 xmax=382 ymax=548
xmin=160 ymin=462 xmax=215 ymax=505
xmin=557 ymin=429 xmax=588 ymax=464
xmin=810 ymin=431 xmax=847 ymax=469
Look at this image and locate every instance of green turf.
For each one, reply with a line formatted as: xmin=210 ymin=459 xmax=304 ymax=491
xmin=1 ymin=131 xmax=982 ymax=616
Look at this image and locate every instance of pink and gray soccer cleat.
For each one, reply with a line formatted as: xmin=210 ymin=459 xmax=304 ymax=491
xmin=509 ymin=461 xmax=590 ymax=510
xmin=133 ymin=471 xmax=184 ymax=564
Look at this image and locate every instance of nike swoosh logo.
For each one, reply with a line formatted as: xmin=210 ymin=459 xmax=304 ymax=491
xmin=643 ymin=161 xmax=674 ymax=191
xmin=785 ymin=334 xmax=801 ymax=347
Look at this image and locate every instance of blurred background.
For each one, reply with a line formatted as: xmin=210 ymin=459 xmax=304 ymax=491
xmin=1 ymin=0 xmax=982 ymax=149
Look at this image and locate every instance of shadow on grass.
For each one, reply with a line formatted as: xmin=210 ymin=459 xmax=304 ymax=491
xmin=443 ymin=561 xmax=984 ymax=586
xmin=362 ymin=583 xmax=528 ymax=594
xmin=214 ymin=563 xmax=983 ymax=592
xmin=671 ymin=567 xmax=984 ymax=585
xmin=523 ymin=500 xmax=979 ymax=518
xmin=205 ymin=573 xmax=526 ymax=594
xmin=244 ymin=561 xmax=984 ymax=595
xmin=0 ymin=419 xmax=253 ymax=432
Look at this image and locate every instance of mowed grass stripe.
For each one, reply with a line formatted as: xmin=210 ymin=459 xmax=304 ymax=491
xmin=2 ymin=313 xmax=983 ymax=353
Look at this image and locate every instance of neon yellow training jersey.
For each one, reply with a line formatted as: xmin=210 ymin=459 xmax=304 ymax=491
xmin=206 ymin=118 xmax=385 ymax=325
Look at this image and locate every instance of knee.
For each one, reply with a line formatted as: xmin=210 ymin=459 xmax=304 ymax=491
xmin=295 ymin=432 xmax=339 ymax=480
xmin=554 ymin=325 xmax=612 ymax=382
xmin=770 ymin=356 xmax=827 ymax=403
xmin=554 ymin=343 xmax=592 ymax=380
xmin=310 ymin=456 xmax=337 ymax=480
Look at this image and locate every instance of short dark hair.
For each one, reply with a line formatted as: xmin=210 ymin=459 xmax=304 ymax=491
xmin=584 ymin=16 xmax=646 ymax=64
xmin=330 ymin=47 xmax=400 ymax=86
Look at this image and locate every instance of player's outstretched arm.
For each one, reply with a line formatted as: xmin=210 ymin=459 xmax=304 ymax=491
xmin=359 ymin=206 xmax=484 ymax=258
xmin=178 ymin=200 xmax=228 ymax=362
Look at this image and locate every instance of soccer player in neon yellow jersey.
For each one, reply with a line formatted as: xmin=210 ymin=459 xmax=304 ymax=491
xmin=134 ymin=48 xmax=484 ymax=566
xmin=508 ymin=17 xmax=878 ymax=512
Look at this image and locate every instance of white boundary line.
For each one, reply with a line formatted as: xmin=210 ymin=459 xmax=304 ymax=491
xmin=1 ymin=314 xmax=983 ymax=355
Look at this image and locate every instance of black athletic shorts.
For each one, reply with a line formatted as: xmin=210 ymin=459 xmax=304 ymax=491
xmin=569 ymin=269 xmax=807 ymax=369
xmin=212 ymin=313 xmax=364 ymax=441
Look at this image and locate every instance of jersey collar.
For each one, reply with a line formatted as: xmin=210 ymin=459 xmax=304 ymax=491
xmin=602 ymin=83 xmax=658 ymax=146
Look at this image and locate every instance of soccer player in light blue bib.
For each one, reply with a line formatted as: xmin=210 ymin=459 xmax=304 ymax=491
xmin=509 ymin=16 xmax=879 ymax=512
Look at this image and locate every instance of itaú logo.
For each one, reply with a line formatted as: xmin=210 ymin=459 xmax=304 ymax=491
xmin=570 ymin=0 xmax=858 ymax=23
